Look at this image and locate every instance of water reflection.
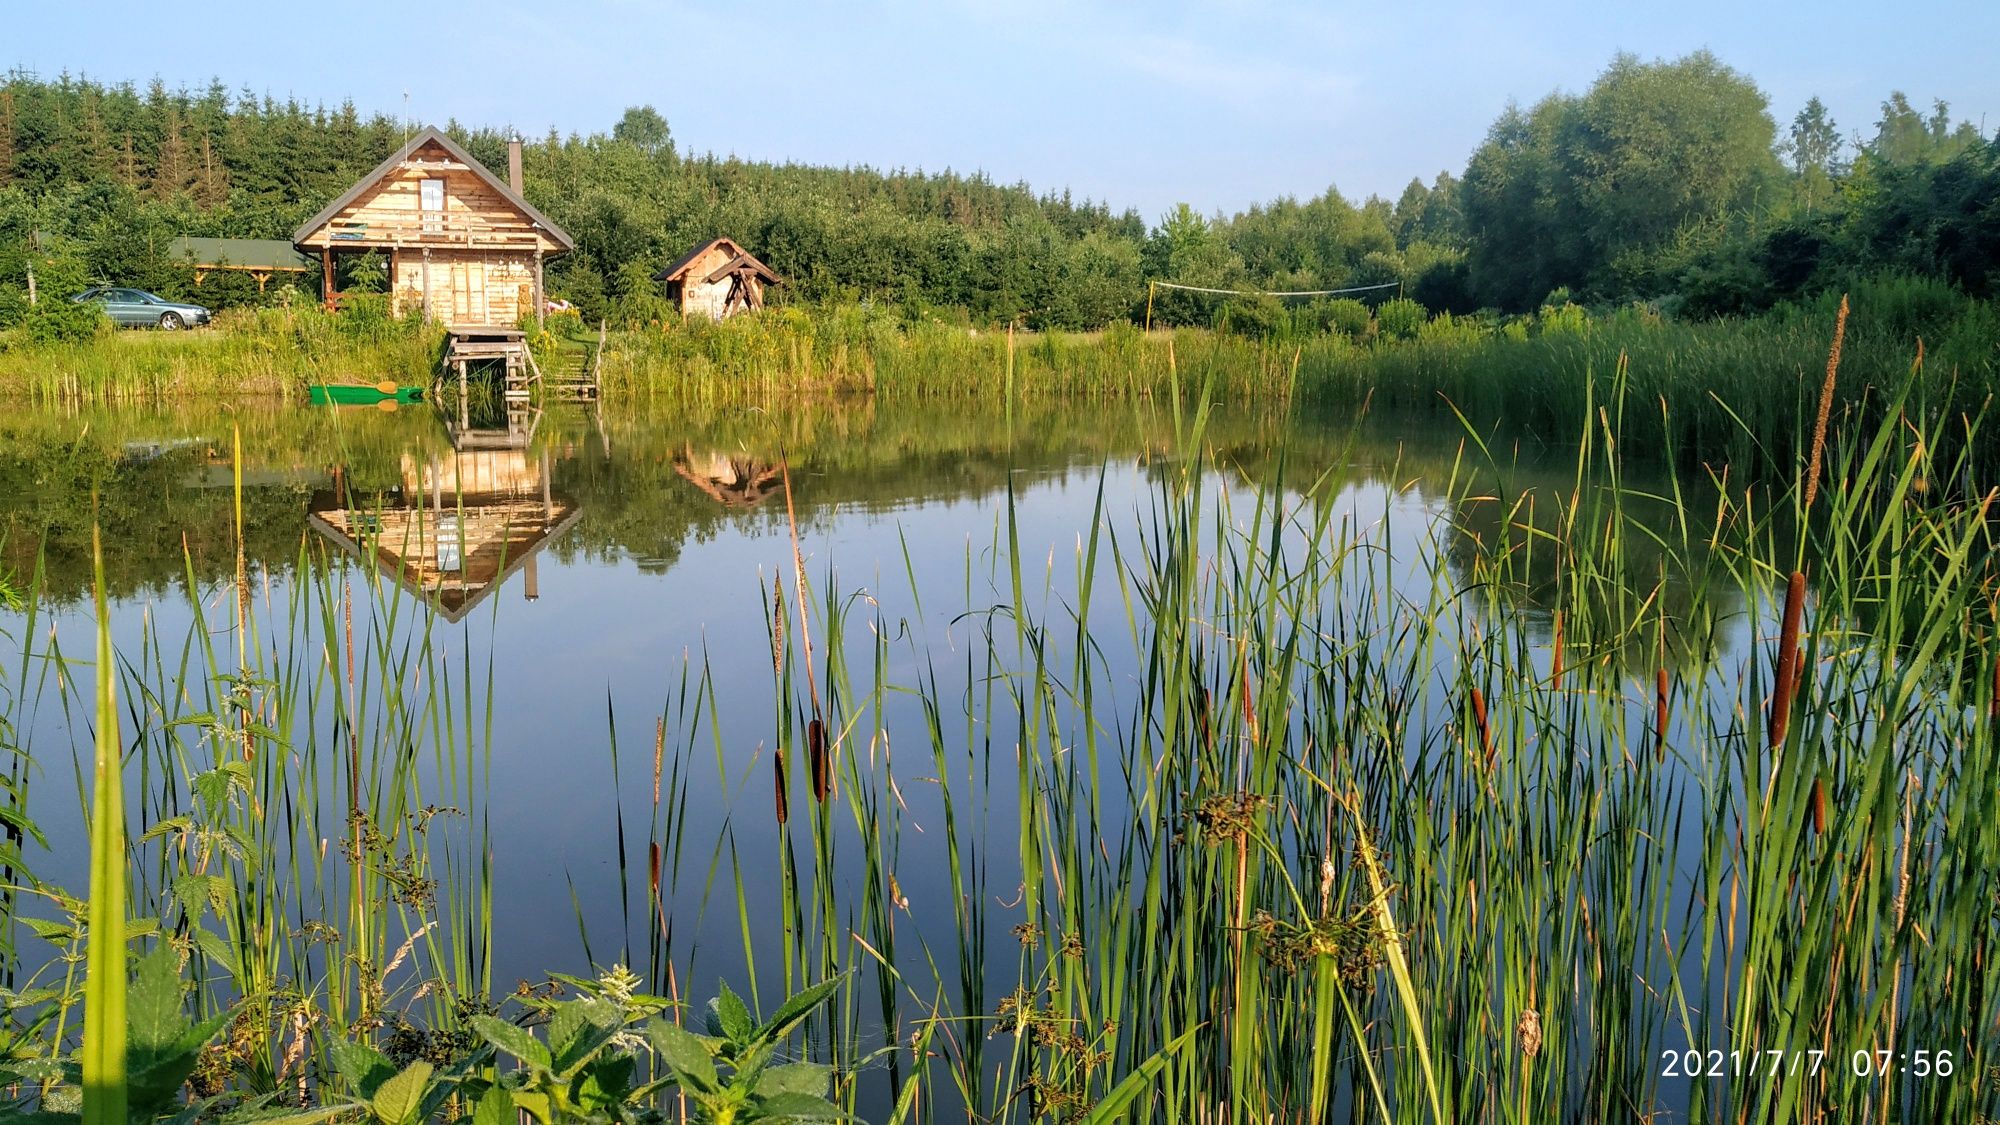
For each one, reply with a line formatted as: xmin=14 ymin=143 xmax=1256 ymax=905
xmin=671 ymin=447 xmax=785 ymax=509
xmin=309 ymin=449 xmax=582 ymax=622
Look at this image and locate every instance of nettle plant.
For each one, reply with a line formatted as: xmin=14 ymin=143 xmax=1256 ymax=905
xmin=319 ymin=968 xmax=847 ymax=1125
xmin=0 ymin=954 xmax=847 ymax=1125
xmin=468 ymin=971 xmax=847 ymax=1125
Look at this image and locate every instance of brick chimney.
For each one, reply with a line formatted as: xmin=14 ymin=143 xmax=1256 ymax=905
xmin=508 ymin=136 xmax=523 ymax=195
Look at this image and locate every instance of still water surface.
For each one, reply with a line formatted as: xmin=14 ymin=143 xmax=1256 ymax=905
xmin=0 ymin=394 xmax=1741 ymax=1115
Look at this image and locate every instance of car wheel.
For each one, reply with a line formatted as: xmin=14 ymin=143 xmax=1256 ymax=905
xmin=159 ymin=312 xmax=185 ymax=330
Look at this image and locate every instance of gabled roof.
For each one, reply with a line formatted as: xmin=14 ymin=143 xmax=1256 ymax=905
xmin=291 ymin=126 xmax=574 ymax=252
xmin=703 ymin=251 xmax=781 ymax=286
xmin=654 ymin=237 xmax=782 ymax=285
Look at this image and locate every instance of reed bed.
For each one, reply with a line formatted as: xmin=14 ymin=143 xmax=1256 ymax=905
xmin=2 ymin=314 xmax=1997 ymax=1122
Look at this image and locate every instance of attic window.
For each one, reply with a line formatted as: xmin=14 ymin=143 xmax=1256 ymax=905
xmin=420 ymin=178 xmax=445 ymax=233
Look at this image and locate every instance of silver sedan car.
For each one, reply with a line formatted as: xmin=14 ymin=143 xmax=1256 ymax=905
xmin=72 ymin=287 xmax=213 ymax=329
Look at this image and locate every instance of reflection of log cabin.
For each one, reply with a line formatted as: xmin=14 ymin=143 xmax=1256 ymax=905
xmin=672 ymin=447 xmax=784 ymax=508
xmin=308 ymin=450 xmax=581 ymax=621
xmin=293 ymin=126 xmax=574 ymax=328
xmin=653 ymin=238 xmax=781 ymax=320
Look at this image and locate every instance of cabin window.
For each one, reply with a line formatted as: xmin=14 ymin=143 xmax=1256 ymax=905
xmin=419 ymin=178 xmax=445 ymax=233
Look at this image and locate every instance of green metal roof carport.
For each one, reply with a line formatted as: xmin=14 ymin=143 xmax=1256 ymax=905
xmin=167 ymin=237 xmax=314 ymax=291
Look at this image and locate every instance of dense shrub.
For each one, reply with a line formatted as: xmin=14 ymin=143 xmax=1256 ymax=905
xmin=1375 ymin=297 xmax=1428 ymax=340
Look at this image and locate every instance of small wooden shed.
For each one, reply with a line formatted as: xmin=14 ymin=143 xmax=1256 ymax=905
xmin=653 ymin=237 xmax=780 ymax=320
xmin=293 ymin=126 xmax=573 ymax=328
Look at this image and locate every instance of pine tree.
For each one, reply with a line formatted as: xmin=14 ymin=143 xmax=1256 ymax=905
xmin=0 ymin=89 xmax=15 ymax=187
xmin=150 ymin=108 xmax=194 ymax=199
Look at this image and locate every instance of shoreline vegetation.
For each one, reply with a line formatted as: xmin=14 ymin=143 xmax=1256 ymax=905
xmin=2 ymin=316 xmax=1998 ymax=1121
xmin=2 ymin=274 xmax=1995 ymax=477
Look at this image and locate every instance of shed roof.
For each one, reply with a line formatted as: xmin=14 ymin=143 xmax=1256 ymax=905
xmin=291 ymin=126 xmax=574 ymax=252
xmin=168 ymin=237 xmax=314 ymax=271
xmin=654 ymin=237 xmax=782 ymax=285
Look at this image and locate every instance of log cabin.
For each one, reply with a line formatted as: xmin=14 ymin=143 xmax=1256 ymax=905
xmin=653 ymin=237 xmax=781 ymax=320
xmin=293 ymin=126 xmax=574 ymax=328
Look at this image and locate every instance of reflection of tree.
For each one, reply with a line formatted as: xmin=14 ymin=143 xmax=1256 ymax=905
xmin=1445 ymin=476 xmax=1740 ymax=679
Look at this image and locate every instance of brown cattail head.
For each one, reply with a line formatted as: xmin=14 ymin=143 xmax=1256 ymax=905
xmin=649 ymin=841 xmax=661 ymax=896
xmin=1239 ymin=654 xmax=1259 ymax=746
xmin=1990 ymin=648 xmax=2000 ymax=721
xmin=771 ymin=582 xmax=786 ymax=675
xmin=1516 ymin=1007 xmax=1543 ymax=1061
xmin=1809 ymin=775 xmax=1828 ymax=835
xmin=1550 ymin=610 xmax=1565 ymax=686
xmin=1770 ymin=571 xmax=1807 ymax=748
xmin=1654 ymin=668 xmax=1671 ymax=762
xmin=808 ymin=718 xmax=830 ymax=804
xmin=1193 ymin=684 xmax=1213 ymax=752
xmin=1470 ymin=686 xmax=1494 ymax=770
xmin=1803 ymin=294 xmax=1848 ymax=512
xmin=773 ymin=751 xmax=789 ymax=826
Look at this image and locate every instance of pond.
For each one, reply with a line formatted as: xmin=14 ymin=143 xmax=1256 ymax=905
xmin=0 ymin=393 xmax=1989 ymax=1123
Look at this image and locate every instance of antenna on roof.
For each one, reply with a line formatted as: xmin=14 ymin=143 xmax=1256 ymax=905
xmin=402 ymin=91 xmax=411 ymax=142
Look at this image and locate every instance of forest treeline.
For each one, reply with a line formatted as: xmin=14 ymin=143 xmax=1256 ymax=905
xmin=0 ymin=50 xmax=1994 ymax=332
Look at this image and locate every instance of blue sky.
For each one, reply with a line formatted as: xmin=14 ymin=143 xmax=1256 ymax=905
xmin=11 ymin=1 xmax=1997 ymax=220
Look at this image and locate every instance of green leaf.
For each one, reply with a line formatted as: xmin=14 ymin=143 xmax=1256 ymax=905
xmin=1080 ymin=1024 xmax=1203 ymax=1125
xmin=548 ymin=999 xmax=619 ymax=1076
xmin=470 ymin=1015 xmax=550 ymax=1071
xmin=137 ymin=815 xmax=194 ymax=845
xmin=126 ymin=944 xmax=186 ymax=1054
xmin=470 ymin=1085 xmax=514 ymax=1125
xmin=645 ymin=1020 xmax=718 ymax=1094
xmin=750 ymin=1091 xmax=852 ymax=1121
xmin=82 ymin=526 xmax=128 ymax=1125
xmin=573 ymin=1054 xmax=636 ymax=1110
xmin=708 ymin=983 xmax=754 ymax=1044
xmin=22 ymin=918 xmax=78 ymax=944
xmin=171 ymin=874 xmax=233 ymax=917
xmin=752 ymin=1061 xmax=830 ymax=1099
xmin=188 ymin=926 xmax=241 ymax=980
xmin=192 ymin=762 xmax=253 ymax=810
xmin=749 ymin=976 xmax=844 ymax=1048
xmin=369 ymin=1060 xmax=433 ymax=1125
xmin=221 ymin=1105 xmax=361 ymax=1125
xmin=509 ymin=1090 xmax=551 ymax=1125
xmin=329 ymin=1038 xmax=397 ymax=1099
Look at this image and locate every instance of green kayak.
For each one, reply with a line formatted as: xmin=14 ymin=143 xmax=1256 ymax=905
xmin=309 ymin=381 xmax=424 ymax=405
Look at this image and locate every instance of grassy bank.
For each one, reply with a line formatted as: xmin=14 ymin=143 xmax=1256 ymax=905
xmin=0 ymin=301 xmax=441 ymax=402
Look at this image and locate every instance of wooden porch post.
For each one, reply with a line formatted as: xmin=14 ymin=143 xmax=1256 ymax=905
xmin=533 ymin=249 xmax=546 ymax=331
xmin=321 ymin=247 xmax=334 ymax=310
